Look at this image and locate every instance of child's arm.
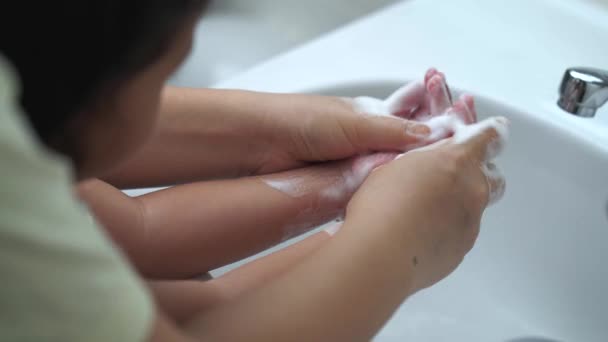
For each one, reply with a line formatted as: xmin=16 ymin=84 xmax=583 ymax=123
xmin=148 ymin=229 xmax=332 ymax=323
xmin=78 ymin=154 xmax=394 ymax=279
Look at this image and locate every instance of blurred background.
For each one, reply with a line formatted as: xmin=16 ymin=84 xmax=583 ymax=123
xmin=171 ymin=0 xmax=400 ymax=87
xmin=171 ymin=0 xmax=608 ymax=88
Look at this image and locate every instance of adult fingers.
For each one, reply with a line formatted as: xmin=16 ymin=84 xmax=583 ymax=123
xmin=454 ymin=116 xmax=510 ymax=163
xmin=349 ymin=115 xmax=431 ymax=152
xmin=428 ymin=74 xmax=452 ymax=116
xmin=483 ymin=162 xmax=506 ymax=206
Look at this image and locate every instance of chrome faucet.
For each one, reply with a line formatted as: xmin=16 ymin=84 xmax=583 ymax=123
xmin=558 ymin=67 xmax=608 ymax=117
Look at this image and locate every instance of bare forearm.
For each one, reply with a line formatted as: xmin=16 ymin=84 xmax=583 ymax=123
xmin=213 ymin=230 xmax=331 ymax=298
xmin=183 ymin=218 xmax=416 ymax=341
xmin=103 ymin=87 xmax=271 ymax=188
xmin=80 ymin=154 xmax=388 ymax=280
xmin=149 ymin=231 xmax=330 ymax=324
xmin=104 ymin=87 xmax=351 ymax=188
xmin=133 ymin=160 xmax=355 ymax=278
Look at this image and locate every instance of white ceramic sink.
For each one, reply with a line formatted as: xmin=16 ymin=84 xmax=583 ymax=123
xmin=305 ymin=81 xmax=608 ymax=341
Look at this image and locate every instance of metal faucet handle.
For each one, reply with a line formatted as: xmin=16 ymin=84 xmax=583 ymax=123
xmin=558 ymin=67 xmax=608 ymax=117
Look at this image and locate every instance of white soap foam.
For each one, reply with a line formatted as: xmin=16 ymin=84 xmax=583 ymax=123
xmin=424 ymin=113 xmax=464 ymax=142
xmin=452 ymin=116 xmax=510 ymax=161
xmin=452 ymin=116 xmax=510 ymax=206
xmin=351 ymin=96 xmax=391 ymax=116
xmin=406 ymin=115 xmax=510 ymax=205
xmin=264 ymin=177 xmax=311 ymax=198
xmin=342 ymin=84 xmax=510 ymax=208
xmin=407 ymin=114 xmax=510 ymax=161
xmin=320 ymin=155 xmax=380 ymax=201
xmin=273 ymin=83 xmax=510 ymax=237
xmin=482 ymin=162 xmax=506 ymax=205
xmin=320 ymin=173 xmax=352 ymax=201
xmin=262 ymin=165 xmax=361 ymax=240
xmin=351 ymin=81 xmax=425 ymax=117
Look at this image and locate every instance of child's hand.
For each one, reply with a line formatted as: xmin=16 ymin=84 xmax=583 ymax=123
xmin=349 ymin=68 xmax=454 ymax=120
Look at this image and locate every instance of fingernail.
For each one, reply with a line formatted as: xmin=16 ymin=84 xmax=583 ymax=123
xmin=406 ymin=123 xmax=431 ymax=137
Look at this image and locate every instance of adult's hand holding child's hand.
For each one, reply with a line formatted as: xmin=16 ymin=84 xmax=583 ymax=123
xmin=257 ymin=69 xmax=455 ymax=173
xmin=345 ymin=108 xmax=509 ymax=292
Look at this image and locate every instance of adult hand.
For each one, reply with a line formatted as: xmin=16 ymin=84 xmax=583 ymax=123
xmin=345 ymin=114 xmax=508 ymax=292
xmin=105 ymin=69 xmax=454 ymax=187
xmin=255 ymin=69 xmax=454 ymax=173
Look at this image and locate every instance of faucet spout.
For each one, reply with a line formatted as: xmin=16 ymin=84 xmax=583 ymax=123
xmin=558 ymin=67 xmax=608 ymax=117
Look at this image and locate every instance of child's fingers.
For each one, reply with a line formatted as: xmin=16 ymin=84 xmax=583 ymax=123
xmin=428 ymin=74 xmax=452 ymax=116
xmin=384 ymin=81 xmax=427 ymax=118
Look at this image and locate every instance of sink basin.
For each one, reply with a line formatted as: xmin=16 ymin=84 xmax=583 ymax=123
xmin=133 ymin=0 xmax=608 ymax=338
xmin=308 ymin=82 xmax=608 ymax=341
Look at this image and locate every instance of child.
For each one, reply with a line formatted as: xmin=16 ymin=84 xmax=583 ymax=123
xmin=0 ymin=1 xmax=507 ymax=340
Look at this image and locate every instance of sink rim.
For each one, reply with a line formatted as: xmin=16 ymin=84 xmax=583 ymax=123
xmin=302 ymin=79 xmax=608 ymax=158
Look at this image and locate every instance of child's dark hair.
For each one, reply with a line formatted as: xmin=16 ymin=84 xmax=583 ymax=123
xmin=0 ymin=1 xmax=208 ymax=160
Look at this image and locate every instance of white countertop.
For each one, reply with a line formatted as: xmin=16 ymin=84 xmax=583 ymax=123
xmin=213 ymin=0 xmax=608 ymax=149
